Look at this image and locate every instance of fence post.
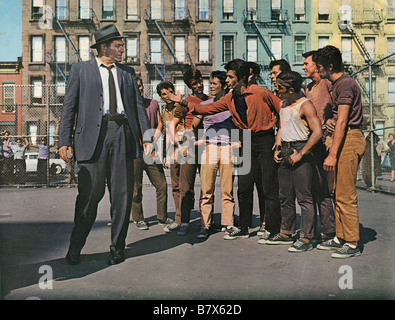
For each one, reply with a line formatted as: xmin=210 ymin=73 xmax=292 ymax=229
xmin=46 ymin=85 xmax=50 ymax=187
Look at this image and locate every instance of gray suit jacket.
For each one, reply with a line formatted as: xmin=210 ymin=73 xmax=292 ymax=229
xmin=59 ymin=59 xmax=151 ymax=162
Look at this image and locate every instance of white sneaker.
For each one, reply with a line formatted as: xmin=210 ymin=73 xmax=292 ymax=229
xmin=163 ymin=222 xmax=180 ymax=233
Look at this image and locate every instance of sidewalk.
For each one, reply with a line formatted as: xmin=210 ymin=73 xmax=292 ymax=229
xmin=356 ymin=170 xmax=395 ymax=195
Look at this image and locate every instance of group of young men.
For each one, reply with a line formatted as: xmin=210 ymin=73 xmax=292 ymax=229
xmin=59 ymin=25 xmax=365 ymax=266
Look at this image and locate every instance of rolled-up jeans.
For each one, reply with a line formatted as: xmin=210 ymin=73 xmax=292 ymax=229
xmin=278 ymin=141 xmax=315 ymax=239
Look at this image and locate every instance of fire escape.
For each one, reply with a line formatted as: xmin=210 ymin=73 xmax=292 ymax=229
xmin=340 ymin=8 xmax=383 ymax=102
xmin=143 ymin=7 xmax=194 ymax=81
xmin=242 ymin=8 xmax=289 ymax=87
xmin=47 ymin=7 xmax=100 ymax=85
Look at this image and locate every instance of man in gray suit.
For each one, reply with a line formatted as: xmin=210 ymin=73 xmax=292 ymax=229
xmin=59 ymin=24 xmax=152 ymax=265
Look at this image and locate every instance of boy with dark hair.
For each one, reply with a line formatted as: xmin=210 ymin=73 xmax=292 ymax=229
xmin=314 ymin=45 xmax=366 ymax=258
xmin=267 ymin=71 xmax=322 ymax=252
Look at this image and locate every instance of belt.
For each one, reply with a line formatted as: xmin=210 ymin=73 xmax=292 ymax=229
xmin=251 ymin=129 xmax=275 ymax=137
xmin=282 ymin=140 xmax=307 ymax=149
xmin=103 ymin=114 xmax=127 ymax=122
xmin=348 ymin=124 xmax=361 ymax=130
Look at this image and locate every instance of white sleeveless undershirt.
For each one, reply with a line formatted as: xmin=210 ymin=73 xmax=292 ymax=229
xmin=280 ymin=97 xmax=310 ymax=142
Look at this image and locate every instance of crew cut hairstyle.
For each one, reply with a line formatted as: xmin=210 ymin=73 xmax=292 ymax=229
xmin=224 ymin=58 xmax=250 ymax=85
xmin=276 ymin=71 xmax=304 ymax=93
xmin=183 ymin=67 xmax=203 ymax=88
xmin=269 ymin=59 xmax=291 ymax=73
xmin=156 ymin=80 xmax=175 ymax=95
xmin=314 ymin=45 xmax=343 ymax=73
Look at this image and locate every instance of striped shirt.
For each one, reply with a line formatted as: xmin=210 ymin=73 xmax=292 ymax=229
xmin=305 ymin=78 xmax=333 ymax=126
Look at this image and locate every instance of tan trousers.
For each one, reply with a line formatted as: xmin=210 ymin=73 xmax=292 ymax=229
xmin=200 ymin=144 xmax=235 ymax=228
xmin=334 ymin=129 xmax=366 ymax=242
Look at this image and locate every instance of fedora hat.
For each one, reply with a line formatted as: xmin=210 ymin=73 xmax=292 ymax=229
xmin=90 ymin=24 xmax=127 ymax=49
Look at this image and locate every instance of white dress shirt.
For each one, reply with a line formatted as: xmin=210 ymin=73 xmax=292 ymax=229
xmin=96 ymin=57 xmax=125 ymax=115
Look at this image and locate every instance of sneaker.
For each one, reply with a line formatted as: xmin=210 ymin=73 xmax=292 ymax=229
xmin=197 ymin=227 xmax=209 ymax=240
xmin=163 ymin=222 xmax=180 ymax=233
xmin=265 ymin=233 xmax=294 ymax=245
xmin=331 ymin=244 xmax=361 ymax=259
xmin=257 ymin=230 xmax=271 ymax=245
xmin=317 ymin=238 xmax=343 ymax=251
xmin=223 ymin=227 xmax=249 ymax=240
xmin=257 ymin=224 xmax=267 ymax=236
xmin=288 ymin=239 xmax=313 ymax=253
xmin=135 ymin=221 xmax=149 ymax=230
xmin=221 ymin=225 xmax=235 ymax=233
xmin=321 ymin=232 xmax=336 ymax=242
xmin=177 ymin=224 xmax=189 ymax=236
xmin=158 ymin=218 xmax=174 ymax=225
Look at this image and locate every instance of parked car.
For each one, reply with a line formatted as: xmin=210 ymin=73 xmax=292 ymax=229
xmin=25 ymin=152 xmax=67 ymax=175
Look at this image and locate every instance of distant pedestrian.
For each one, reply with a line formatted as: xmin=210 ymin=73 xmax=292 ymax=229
xmin=8 ymin=137 xmax=29 ymax=185
xmin=387 ymin=133 xmax=395 ymax=182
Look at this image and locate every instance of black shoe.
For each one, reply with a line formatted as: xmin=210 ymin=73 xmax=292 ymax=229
xmin=107 ymin=250 xmax=125 ymax=265
xmin=66 ymin=249 xmax=81 ymax=265
xmin=197 ymin=227 xmax=209 ymax=240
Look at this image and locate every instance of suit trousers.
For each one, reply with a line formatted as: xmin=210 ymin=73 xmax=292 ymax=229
xmin=131 ymin=157 xmax=168 ymax=222
xmin=334 ymin=128 xmax=366 ymax=242
xmin=69 ymin=119 xmax=135 ymax=254
xmin=200 ymin=144 xmax=235 ymax=228
xmin=237 ymin=132 xmax=281 ymax=233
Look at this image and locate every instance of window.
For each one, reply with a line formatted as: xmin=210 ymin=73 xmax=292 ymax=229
xmin=31 ymin=78 xmax=43 ymax=104
xmin=151 ymin=0 xmax=162 ymax=19
xmin=365 ymin=77 xmax=376 ymax=101
xmin=175 ymin=0 xmax=186 ymax=20
xmin=49 ymin=122 xmax=56 ymax=146
xmin=55 ymin=37 xmax=66 ymax=63
xmin=150 ymin=37 xmax=162 ymax=64
xmin=203 ymin=78 xmax=210 ymax=95
xmin=150 ymin=79 xmax=161 ymax=101
xmin=364 ymin=37 xmax=375 ymax=60
xmin=174 ymin=36 xmax=186 ymax=63
xmin=388 ymin=37 xmax=395 ymax=63
xmin=375 ymin=120 xmax=385 ymax=141
xmin=247 ymin=0 xmax=257 ymax=20
xmin=318 ymin=0 xmax=330 ymax=20
xmin=294 ymin=0 xmax=305 ymax=20
xmin=318 ymin=36 xmax=330 ymax=48
xmin=223 ymin=36 xmax=234 ymax=63
xmin=2 ymin=83 xmax=15 ymax=113
xmin=198 ymin=36 xmax=210 ymax=63
xmin=126 ymin=36 xmax=138 ymax=63
xmin=295 ymin=36 xmax=306 ymax=63
xmin=103 ymin=0 xmax=114 ymax=19
xmin=56 ymin=78 xmax=66 ymax=97
xmin=126 ymin=0 xmax=138 ymax=20
xmin=198 ymin=0 xmax=210 ymax=19
xmin=56 ymin=0 xmax=68 ymax=19
xmin=271 ymin=37 xmax=282 ymax=60
xmin=31 ymin=36 xmax=43 ymax=62
xmin=28 ymin=123 xmax=38 ymax=145
xmin=79 ymin=0 xmax=91 ymax=19
xmin=32 ymin=0 xmax=43 ymax=19
xmin=389 ymin=78 xmax=395 ymax=102
xmin=175 ymin=78 xmax=187 ymax=96
xmin=79 ymin=36 xmax=90 ymax=61
xmin=271 ymin=0 xmax=282 ymax=20
xmin=223 ymin=0 xmax=234 ymax=20
xmin=387 ymin=0 xmax=395 ymax=20
xmin=247 ymin=36 xmax=258 ymax=62
xmin=341 ymin=37 xmax=352 ymax=64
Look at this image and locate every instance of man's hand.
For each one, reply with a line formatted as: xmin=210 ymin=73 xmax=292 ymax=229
xmin=274 ymin=150 xmax=282 ymax=164
xmin=143 ymin=142 xmax=154 ymax=156
xmin=289 ymin=149 xmax=302 ymax=166
xmin=323 ymin=154 xmax=337 ymax=171
xmin=59 ymin=146 xmax=73 ymax=163
xmin=325 ymin=118 xmax=336 ymax=134
xmin=169 ymin=90 xmax=183 ymax=103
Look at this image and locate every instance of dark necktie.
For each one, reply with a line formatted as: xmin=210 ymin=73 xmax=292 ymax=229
xmin=102 ymin=64 xmax=117 ymax=115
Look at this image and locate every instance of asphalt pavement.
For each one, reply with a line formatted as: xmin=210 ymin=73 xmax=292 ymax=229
xmin=0 ymin=171 xmax=394 ymax=304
